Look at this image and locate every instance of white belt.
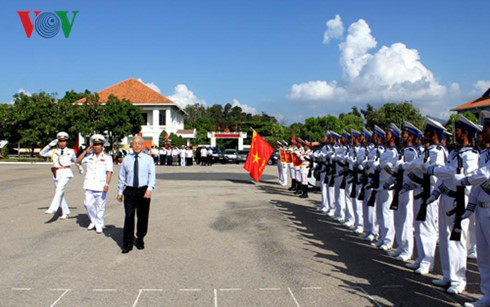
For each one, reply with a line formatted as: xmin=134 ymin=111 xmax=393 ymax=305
xmin=477 ymin=202 xmax=490 ymax=208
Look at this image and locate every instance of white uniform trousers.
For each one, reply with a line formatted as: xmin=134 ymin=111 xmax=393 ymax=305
xmin=352 ymin=184 xmax=364 ymax=231
xmin=48 ymin=176 xmax=71 ymax=214
xmin=295 ymin=168 xmax=301 ymax=183
xmin=84 ymin=190 xmax=107 ymax=228
xmin=334 ymin=176 xmax=345 ymax=219
xmin=363 ymin=189 xmax=378 ymax=236
xmin=327 ymin=179 xmax=336 ymax=213
xmin=300 ymin=166 xmax=308 ymax=185
xmin=277 ymin=161 xmax=284 ymax=184
xmin=375 ymin=189 xmax=395 ymax=247
xmin=475 ymin=206 xmax=490 ymax=305
xmin=413 ymin=194 xmax=438 ymax=271
xmin=438 ymin=194 xmax=469 ymax=289
xmin=180 ymin=157 xmax=186 ymax=166
xmin=281 ymin=163 xmax=288 ymax=186
xmin=344 ymin=182 xmax=355 ymax=224
xmin=393 ymin=191 xmax=414 ymax=258
xmin=468 ymin=213 xmax=477 ymax=256
xmin=289 ymin=164 xmax=295 ymax=181
xmin=320 ymin=172 xmax=328 ymax=209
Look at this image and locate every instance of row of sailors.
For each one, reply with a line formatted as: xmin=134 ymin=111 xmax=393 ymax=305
xmin=149 ymin=146 xmax=194 ymax=166
xmin=276 ymin=113 xmax=490 ymax=307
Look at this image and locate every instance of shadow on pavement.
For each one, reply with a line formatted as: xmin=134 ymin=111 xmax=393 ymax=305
xmin=258 ymin=182 xmax=481 ymax=307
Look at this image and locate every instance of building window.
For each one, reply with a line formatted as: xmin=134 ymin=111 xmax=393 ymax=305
xmin=142 ymin=112 xmax=152 ymax=126
xmin=159 ymin=111 xmax=166 ymax=126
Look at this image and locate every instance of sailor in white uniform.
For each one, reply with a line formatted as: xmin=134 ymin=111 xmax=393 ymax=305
xmin=40 ymin=132 xmax=77 ymax=219
xmin=77 ymin=134 xmax=114 ymax=233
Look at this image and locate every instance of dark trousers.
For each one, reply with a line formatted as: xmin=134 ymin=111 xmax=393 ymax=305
xmin=123 ymin=186 xmax=151 ymax=250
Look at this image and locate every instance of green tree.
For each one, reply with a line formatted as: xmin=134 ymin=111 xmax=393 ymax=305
xmin=99 ymin=95 xmax=144 ymax=152
xmin=361 ymin=101 xmax=423 ymax=130
xmin=444 ymin=111 xmax=479 ymax=131
xmin=167 ymin=133 xmax=186 ymax=147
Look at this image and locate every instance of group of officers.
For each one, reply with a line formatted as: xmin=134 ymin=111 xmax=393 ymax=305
xmin=276 ymin=112 xmax=490 ymax=307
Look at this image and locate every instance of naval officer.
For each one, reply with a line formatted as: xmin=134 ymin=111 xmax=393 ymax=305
xmin=40 ymin=132 xmax=77 ymax=219
xmin=77 ymin=134 xmax=113 ymax=233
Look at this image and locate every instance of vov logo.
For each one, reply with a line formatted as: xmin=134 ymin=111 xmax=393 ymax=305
xmin=17 ymin=11 xmax=79 ymax=38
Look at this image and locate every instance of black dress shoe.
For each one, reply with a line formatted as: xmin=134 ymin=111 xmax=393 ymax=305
xmin=135 ymin=243 xmax=145 ymax=250
xmin=121 ymin=248 xmax=132 ymax=254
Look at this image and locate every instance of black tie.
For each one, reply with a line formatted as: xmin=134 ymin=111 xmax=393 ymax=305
xmin=133 ymin=154 xmax=139 ymax=187
xmin=60 ymin=149 xmax=64 ymax=155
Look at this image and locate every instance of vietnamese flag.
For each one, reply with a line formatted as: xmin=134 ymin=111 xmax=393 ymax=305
xmin=243 ymin=130 xmax=274 ymax=182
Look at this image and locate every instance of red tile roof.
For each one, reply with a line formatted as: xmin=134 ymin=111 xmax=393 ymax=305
xmin=75 ymin=78 xmax=175 ymax=105
xmin=451 ymin=88 xmax=490 ymax=111
xmin=176 ymin=129 xmax=195 ymax=134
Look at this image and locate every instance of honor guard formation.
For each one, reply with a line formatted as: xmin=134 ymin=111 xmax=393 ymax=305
xmin=275 ymin=112 xmax=490 ymax=307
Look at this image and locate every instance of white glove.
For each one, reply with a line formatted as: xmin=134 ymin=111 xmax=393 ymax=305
xmin=78 ymin=165 xmax=84 ymax=174
xmin=426 ymin=195 xmax=437 ymax=204
xmin=383 ymin=162 xmax=393 ymax=171
xmin=49 ymin=139 xmax=58 ymax=147
xmin=461 ymin=210 xmax=474 ymax=220
xmin=358 ymin=164 xmax=364 ymax=171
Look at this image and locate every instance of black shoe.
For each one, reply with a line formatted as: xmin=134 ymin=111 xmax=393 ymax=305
xmin=135 ymin=239 xmax=145 ymax=250
xmin=121 ymin=247 xmax=132 ymax=254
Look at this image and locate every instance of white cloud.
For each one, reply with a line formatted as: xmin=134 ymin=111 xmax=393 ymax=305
xmin=18 ymin=88 xmax=31 ymax=96
xmin=168 ymin=84 xmax=206 ymax=108
xmin=231 ymin=98 xmax=258 ymax=115
xmin=288 ymin=16 xmax=449 ymax=118
xmin=323 ymin=14 xmax=344 ymax=44
xmin=137 ymin=78 xmax=161 ymax=93
xmin=473 ymin=80 xmax=490 ymax=94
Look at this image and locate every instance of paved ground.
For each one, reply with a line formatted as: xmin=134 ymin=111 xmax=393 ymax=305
xmin=0 ymin=163 xmax=483 ymax=306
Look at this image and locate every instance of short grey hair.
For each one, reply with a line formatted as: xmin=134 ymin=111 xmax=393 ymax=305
xmin=131 ymin=136 xmax=144 ymax=145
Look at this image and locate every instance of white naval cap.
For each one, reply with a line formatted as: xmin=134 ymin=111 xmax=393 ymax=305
xmin=362 ymin=127 xmax=373 ymax=139
xmin=456 ymin=114 xmax=482 ymax=134
xmin=342 ymin=130 xmax=351 ymax=139
xmin=330 ymin=131 xmax=340 ymax=139
xmin=388 ymin=123 xmax=401 ymax=139
xmin=403 ymin=121 xmax=423 ymax=139
xmin=90 ymin=134 xmax=106 ymax=145
xmin=374 ymin=125 xmax=385 ymax=137
xmin=56 ymin=131 xmax=69 ymax=141
xmin=350 ymin=129 xmax=361 ymax=138
xmin=425 ymin=117 xmax=447 ymax=136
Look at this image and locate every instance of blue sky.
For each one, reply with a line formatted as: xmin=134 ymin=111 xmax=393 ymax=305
xmin=1 ymin=0 xmax=489 ymax=124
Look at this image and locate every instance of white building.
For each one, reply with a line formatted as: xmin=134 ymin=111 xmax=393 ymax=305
xmin=75 ymin=78 xmax=193 ymax=147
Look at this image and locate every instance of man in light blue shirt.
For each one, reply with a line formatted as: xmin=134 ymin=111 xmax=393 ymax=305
xmin=117 ymin=136 xmax=156 ymax=254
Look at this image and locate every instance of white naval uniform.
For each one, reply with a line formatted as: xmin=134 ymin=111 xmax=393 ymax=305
xmin=375 ymin=145 xmax=398 ymax=248
xmin=388 ymin=146 xmax=418 ymax=258
xmin=343 ymin=145 xmax=356 ymax=226
xmin=363 ymin=144 xmax=382 ymax=238
xmin=430 ymin=146 xmax=479 ymax=290
xmin=80 ymin=152 xmax=114 ymax=228
xmin=464 ymin=147 xmax=490 ymax=305
xmin=333 ymin=145 xmax=348 ymax=220
xmin=352 ymin=145 xmax=366 ymax=232
xmin=40 ymin=145 xmax=77 ymax=215
xmin=404 ymin=144 xmax=446 ymax=271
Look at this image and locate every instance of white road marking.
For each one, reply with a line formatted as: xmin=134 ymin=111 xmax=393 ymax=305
xmin=179 ymin=288 xmax=202 ymax=292
xmin=142 ymin=289 xmax=163 ymax=291
xmin=93 ymin=289 xmax=117 ymax=292
xmin=132 ymin=290 xmax=143 ymax=307
xmin=11 ymin=288 xmax=31 ymax=291
xmin=259 ymin=288 xmax=281 ymax=291
xmin=49 ymin=289 xmax=71 ymax=307
xmin=302 ymin=287 xmax=321 ymax=290
xmin=219 ymin=288 xmax=241 ymax=291
xmin=214 ymin=289 xmax=218 ymax=307
xmin=287 ymin=287 xmax=301 ymax=307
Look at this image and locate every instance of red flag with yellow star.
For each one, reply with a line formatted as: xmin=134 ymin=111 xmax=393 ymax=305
xmin=243 ymin=130 xmax=274 ymax=182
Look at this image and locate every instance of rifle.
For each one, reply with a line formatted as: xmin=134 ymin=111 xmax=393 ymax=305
xmin=367 ymin=148 xmax=381 ymax=207
xmin=389 ymin=150 xmax=405 ymax=210
xmin=449 ymin=153 xmax=465 ymax=241
xmin=339 ymin=148 xmax=349 ymax=189
xmin=415 ymin=147 xmax=431 ymax=221
xmin=357 ymin=146 xmax=369 ymax=201
xmin=349 ymin=146 xmax=359 ymax=198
